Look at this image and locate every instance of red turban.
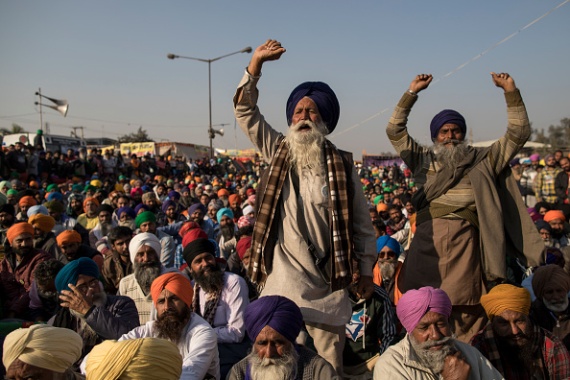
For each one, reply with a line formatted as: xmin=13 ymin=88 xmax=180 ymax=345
xmin=178 ymin=221 xmax=200 ymax=238
xmin=236 ymin=236 xmax=252 ymax=260
xmin=6 ymin=223 xmax=34 ymax=245
xmin=150 ymin=272 xmax=193 ymax=308
xmin=56 ymin=230 xmax=82 ymax=247
xmin=18 ymin=196 xmax=37 ymax=207
xmin=544 ymin=210 xmax=566 ymax=223
xmin=181 ymin=228 xmax=208 ymax=249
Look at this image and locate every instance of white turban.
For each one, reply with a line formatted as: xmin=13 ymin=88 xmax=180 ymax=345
xmin=3 ymin=325 xmax=82 ymax=373
xmin=129 ymin=232 xmax=162 ymax=264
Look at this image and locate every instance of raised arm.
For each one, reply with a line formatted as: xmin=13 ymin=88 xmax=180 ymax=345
xmin=246 ymin=39 xmax=286 ymax=77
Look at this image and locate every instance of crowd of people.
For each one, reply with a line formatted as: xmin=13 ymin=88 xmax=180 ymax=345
xmin=1 ymin=38 xmax=570 ymax=380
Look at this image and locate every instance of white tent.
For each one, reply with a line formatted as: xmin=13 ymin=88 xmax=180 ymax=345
xmin=470 ymin=140 xmax=551 ymax=149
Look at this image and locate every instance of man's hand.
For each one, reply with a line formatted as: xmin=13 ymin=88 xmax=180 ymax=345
xmin=59 ymin=284 xmax=93 ymax=315
xmin=440 ymin=351 xmax=471 ymax=380
xmin=247 ymin=39 xmax=286 ymax=77
xmin=491 ymin=72 xmax=516 ymax=92
xmin=355 ymin=275 xmax=374 ymax=300
xmin=409 ymin=74 xmax=433 ymax=94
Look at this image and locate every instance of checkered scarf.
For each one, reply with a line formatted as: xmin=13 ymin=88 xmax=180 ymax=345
xmin=249 ymin=138 xmax=352 ymax=291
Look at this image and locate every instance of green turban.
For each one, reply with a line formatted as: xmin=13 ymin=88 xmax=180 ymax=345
xmin=135 ymin=211 xmax=157 ymax=228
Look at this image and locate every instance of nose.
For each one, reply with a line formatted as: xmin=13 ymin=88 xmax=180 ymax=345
xmin=510 ymin=322 xmax=521 ymax=335
xmin=265 ymin=344 xmax=278 ymax=359
xmin=300 ymin=108 xmax=311 ymax=121
xmin=427 ymin=325 xmax=443 ymax=341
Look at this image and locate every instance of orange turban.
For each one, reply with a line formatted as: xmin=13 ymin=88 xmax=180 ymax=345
xmin=56 ymin=230 xmax=82 ymax=247
xmin=217 ymin=189 xmax=230 ymax=197
xmin=83 ymin=197 xmax=100 ymax=210
xmin=150 ymin=272 xmax=193 ymax=308
xmin=480 ymin=284 xmax=531 ymax=319
xmin=376 ymin=202 xmax=388 ymax=213
xmin=6 ymin=223 xmax=34 ymax=245
xmin=18 ymin=196 xmax=37 ymax=207
xmin=28 ymin=214 xmax=56 ymax=233
xmin=544 ymin=210 xmax=566 ymax=223
xmin=532 ymin=264 xmax=570 ymax=300
xmin=229 ymin=194 xmax=241 ymax=204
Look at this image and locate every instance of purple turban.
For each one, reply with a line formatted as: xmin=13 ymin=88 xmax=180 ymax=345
xmin=244 ymin=296 xmax=303 ymax=344
xmin=168 ymin=190 xmax=180 ymax=201
xmin=286 ymin=82 xmax=340 ymax=133
xmin=161 ymin=200 xmax=176 ymax=213
xmin=396 ymin=287 xmax=452 ymax=333
xmin=429 ymin=109 xmax=466 ymax=141
xmin=376 ymin=235 xmax=401 ymax=257
xmin=188 ymin=203 xmax=206 ymax=216
xmin=117 ymin=206 xmax=136 ymax=219
xmin=134 ymin=203 xmax=150 ymax=215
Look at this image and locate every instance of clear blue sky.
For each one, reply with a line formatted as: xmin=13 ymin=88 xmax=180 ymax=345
xmin=1 ymin=1 xmax=568 ymax=159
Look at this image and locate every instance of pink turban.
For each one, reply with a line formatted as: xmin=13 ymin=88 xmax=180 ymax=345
xmin=396 ymin=287 xmax=452 ymax=333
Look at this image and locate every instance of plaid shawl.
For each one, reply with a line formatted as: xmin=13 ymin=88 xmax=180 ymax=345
xmin=249 ymin=138 xmax=353 ymax=291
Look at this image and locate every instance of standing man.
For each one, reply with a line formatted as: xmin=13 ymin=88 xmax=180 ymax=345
xmin=386 ymin=72 xmax=543 ymax=341
xmin=234 ymin=39 xmax=376 ymax=373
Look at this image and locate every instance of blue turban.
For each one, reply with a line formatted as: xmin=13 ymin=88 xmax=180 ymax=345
xmin=216 ymin=208 xmax=234 ymax=222
xmin=117 ymin=206 xmax=136 ymax=219
xmin=244 ymin=296 xmax=303 ymax=344
xmin=168 ymin=191 xmax=180 ymax=201
xmin=429 ymin=109 xmax=466 ymax=141
xmin=161 ymin=200 xmax=176 ymax=213
xmin=376 ymin=235 xmax=401 ymax=257
xmin=55 ymin=257 xmax=100 ymax=292
xmin=47 ymin=192 xmax=64 ymax=202
xmin=134 ymin=203 xmax=150 ymax=215
xmin=188 ymin=203 xmax=207 ymax=216
xmin=286 ymin=82 xmax=340 ymax=133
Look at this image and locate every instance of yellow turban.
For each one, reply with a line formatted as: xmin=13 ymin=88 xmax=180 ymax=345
xmin=86 ymin=338 xmax=182 ymax=380
xmin=6 ymin=222 xmax=34 ymax=245
xmin=480 ymin=284 xmax=531 ymax=319
xmin=3 ymin=324 xmax=82 ymax=373
xmin=28 ymin=214 xmax=56 ymax=233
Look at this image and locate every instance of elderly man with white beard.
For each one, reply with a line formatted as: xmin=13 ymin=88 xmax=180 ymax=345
xmin=234 ymin=39 xmax=376 ymax=374
xmin=387 ymin=72 xmax=544 ymax=342
xmin=374 ymin=287 xmax=503 ymax=379
xmin=117 ymin=232 xmax=177 ymax=324
xmin=228 ymin=295 xmax=339 ymax=380
xmin=372 ymin=235 xmax=403 ymax=306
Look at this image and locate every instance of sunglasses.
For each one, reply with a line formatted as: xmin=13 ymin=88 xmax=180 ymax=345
xmin=377 ymin=251 xmax=396 ymax=259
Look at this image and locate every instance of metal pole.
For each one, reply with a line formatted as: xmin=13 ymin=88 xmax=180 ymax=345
xmin=208 ymin=60 xmax=213 ymax=160
xmin=38 ymin=88 xmax=43 ymax=133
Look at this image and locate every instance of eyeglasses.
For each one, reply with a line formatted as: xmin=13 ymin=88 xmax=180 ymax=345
xmin=377 ymin=251 xmax=396 ymax=259
xmin=75 ymin=279 xmax=100 ymax=293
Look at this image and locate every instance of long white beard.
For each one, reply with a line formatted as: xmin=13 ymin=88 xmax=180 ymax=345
xmin=285 ymin=120 xmax=327 ymax=175
xmin=379 ymin=260 xmax=398 ymax=281
xmin=247 ymin=347 xmax=299 ymax=380
xmin=432 ymin=140 xmax=470 ymax=169
xmin=409 ymin=334 xmax=455 ymax=374
xmin=543 ymin=297 xmax=569 ymax=312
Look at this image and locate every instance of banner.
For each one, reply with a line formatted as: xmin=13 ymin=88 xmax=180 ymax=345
xmin=120 ymin=142 xmax=155 ymax=157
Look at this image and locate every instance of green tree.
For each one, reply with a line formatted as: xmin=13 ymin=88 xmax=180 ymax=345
xmin=117 ymin=126 xmax=154 ymax=143
xmin=532 ymin=117 xmax=570 ymax=150
xmin=0 ymin=123 xmax=26 ymax=136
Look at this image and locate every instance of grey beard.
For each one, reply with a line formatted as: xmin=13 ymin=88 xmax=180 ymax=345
xmin=543 ymin=297 xmax=569 ymax=312
xmin=247 ymin=344 xmax=299 ymax=380
xmin=119 ymin=219 xmax=136 ymax=230
xmin=409 ymin=334 xmax=456 ymax=374
xmin=100 ymin=222 xmax=112 ymax=237
xmin=285 ymin=120 xmax=327 ymax=175
xmin=379 ymin=260 xmax=398 ymax=281
xmin=134 ymin=261 xmax=162 ymax=295
xmin=432 ymin=140 xmax=470 ymax=169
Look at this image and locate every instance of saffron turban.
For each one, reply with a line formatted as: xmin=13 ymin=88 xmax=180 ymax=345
xmin=6 ymin=223 xmax=34 ymax=245
xmin=181 ymin=228 xmax=208 ymax=249
xmin=396 ymin=287 xmax=452 ymax=333
xmin=544 ymin=210 xmax=566 ymax=223
xmin=244 ymin=296 xmax=303 ymax=343
xmin=117 ymin=206 xmax=136 ymax=220
xmin=56 ymin=230 xmax=82 ymax=247
xmin=532 ymin=264 xmax=570 ymax=300
xmin=18 ymin=195 xmax=37 ymax=207
xmin=480 ymin=284 xmax=531 ymax=318
xmin=55 ymin=257 xmax=100 ymax=292
xmin=429 ymin=109 xmax=467 ymax=141
xmin=218 ymin=189 xmax=230 ymax=197
xmin=150 ymin=272 xmax=193 ymax=308
xmin=129 ymin=232 xmax=162 ymax=264
xmin=376 ymin=203 xmax=388 ymax=213
xmin=228 ymin=194 xmax=241 ymax=205
xmin=286 ymin=81 xmax=340 ymax=133
xmin=188 ymin=203 xmax=206 ymax=215
xmin=236 ymin=236 xmax=252 ymax=261
xmin=27 ymin=205 xmax=49 ymax=217
xmin=135 ymin=211 xmax=156 ymax=228
xmin=178 ymin=221 xmax=200 ymax=238
xmin=161 ymin=200 xmax=176 ymax=213
xmin=376 ymin=235 xmax=401 ymax=257
xmin=216 ymin=208 xmax=234 ymax=222
xmin=3 ymin=325 xmax=82 ymax=373
xmin=183 ymin=238 xmax=215 ymax=264
xmin=28 ymin=214 xmax=56 ymax=233
xmin=83 ymin=197 xmax=99 ymax=209
xmin=86 ymin=338 xmax=182 ymax=380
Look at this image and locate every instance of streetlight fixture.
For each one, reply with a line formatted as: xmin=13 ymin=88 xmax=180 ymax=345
xmin=167 ymin=46 xmax=252 ymax=159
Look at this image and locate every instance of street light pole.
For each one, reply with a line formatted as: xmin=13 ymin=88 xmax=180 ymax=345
xmin=167 ymin=46 xmax=252 ymax=159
